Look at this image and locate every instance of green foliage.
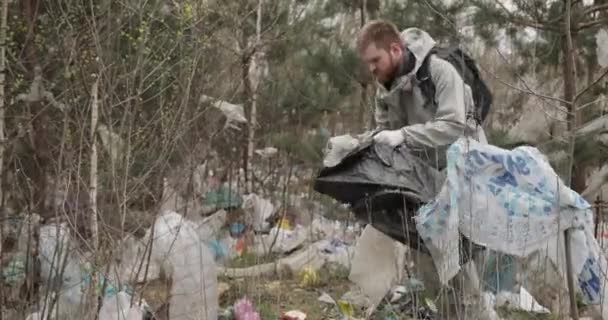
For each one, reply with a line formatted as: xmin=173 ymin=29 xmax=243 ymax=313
xmin=378 ymin=0 xmax=466 ymax=43
xmin=269 ymin=130 xmax=326 ymax=167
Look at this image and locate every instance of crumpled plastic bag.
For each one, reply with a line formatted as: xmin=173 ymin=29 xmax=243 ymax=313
xmin=242 ymin=194 xmax=274 ymax=232
xmin=323 ymin=135 xmax=360 ymax=167
xmin=495 ymin=287 xmax=549 ymax=314
xmin=148 ymin=211 xmax=218 ymax=320
xmin=38 ymin=223 xmax=84 ymax=316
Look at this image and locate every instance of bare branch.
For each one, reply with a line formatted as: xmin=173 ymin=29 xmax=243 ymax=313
xmin=575 ymin=67 xmax=608 ymax=102
xmin=576 ymin=18 xmax=608 ymax=31
xmin=582 ymin=3 xmax=608 ymax=17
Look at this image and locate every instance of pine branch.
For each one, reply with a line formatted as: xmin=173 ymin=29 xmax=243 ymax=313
xmin=487 ymin=0 xmax=560 ymax=32
xmin=546 ymin=2 xmax=607 ymax=25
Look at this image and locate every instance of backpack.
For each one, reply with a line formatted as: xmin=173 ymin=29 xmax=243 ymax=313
xmin=415 ymin=46 xmax=493 ymax=124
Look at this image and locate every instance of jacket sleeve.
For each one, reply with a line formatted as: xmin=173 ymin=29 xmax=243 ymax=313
xmin=374 ymin=95 xmax=390 ymax=131
xmin=400 ymin=55 xmax=466 ymax=148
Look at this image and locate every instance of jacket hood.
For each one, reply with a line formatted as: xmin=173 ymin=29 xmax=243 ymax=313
xmin=400 ymin=28 xmax=437 ymax=75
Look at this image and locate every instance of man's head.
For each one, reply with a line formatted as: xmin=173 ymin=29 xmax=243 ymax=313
xmin=357 ymin=20 xmax=404 ymax=84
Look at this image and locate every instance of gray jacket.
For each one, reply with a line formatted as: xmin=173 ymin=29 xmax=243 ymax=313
xmin=374 ymin=28 xmax=486 ymax=169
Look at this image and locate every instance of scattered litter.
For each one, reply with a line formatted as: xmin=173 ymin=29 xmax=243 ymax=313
xmin=337 ymin=299 xmax=355 ymax=317
xmin=234 ymin=297 xmax=261 ymax=320
xmin=200 ymin=95 xmax=248 ymax=129
xmin=340 ymin=290 xmax=371 ymax=311
xmin=480 ymin=292 xmax=502 ymax=320
xmin=298 ymin=265 xmax=320 ymax=287
xmin=255 ymin=147 xmax=278 ymax=158
xmin=318 ymin=292 xmax=337 ymax=305
xmin=372 ymin=287 xmax=438 ymax=320
xmin=1 ymin=256 xmax=25 ymax=284
xmin=242 ymin=193 xmax=274 ymax=232
xmin=495 ymin=287 xmax=550 ymax=314
xmin=204 ymin=185 xmax=243 ymax=210
xmin=98 ymin=291 xmax=147 ymax=320
xmin=389 ymin=278 xmax=425 ymax=303
xmin=280 ymin=310 xmax=307 ymax=320
xmin=231 ymin=222 xmax=246 ymax=237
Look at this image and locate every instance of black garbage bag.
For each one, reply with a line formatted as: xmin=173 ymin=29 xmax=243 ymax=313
xmin=314 ymin=140 xmax=484 ymax=262
xmin=314 ymin=141 xmax=445 ymax=251
xmin=314 ymin=141 xmax=445 ymax=205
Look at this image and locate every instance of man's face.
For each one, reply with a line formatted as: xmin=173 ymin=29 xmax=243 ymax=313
xmin=361 ymin=42 xmax=402 ymax=84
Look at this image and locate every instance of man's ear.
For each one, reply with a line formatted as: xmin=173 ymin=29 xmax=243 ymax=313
xmin=389 ymin=42 xmax=402 ymax=57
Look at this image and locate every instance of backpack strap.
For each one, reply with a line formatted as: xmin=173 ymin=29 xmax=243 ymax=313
xmin=415 ymin=46 xmax=485 ymax=125
xmin=415 ymin=47 xmax=438 ymax=108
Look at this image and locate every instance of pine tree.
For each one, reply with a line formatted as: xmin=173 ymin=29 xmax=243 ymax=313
xmin=471 ymin=0 xmax=608 ymax=193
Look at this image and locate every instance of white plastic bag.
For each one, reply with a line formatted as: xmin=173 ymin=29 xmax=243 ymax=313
xmin=98 ymin=291 xmax=144 ymax=320
xmin=242 ymin=194 xmax=274 ymax=232
xmin=150 ymin=211 xmax=218 ymax=320
xmin=323 ymin=135 xmax=360 ymax=167
xmin=38 ymin=224 xmax=84 ymax=317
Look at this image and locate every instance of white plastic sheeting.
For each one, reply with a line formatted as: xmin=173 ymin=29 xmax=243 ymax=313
xmin=98 ymin=291 xmax=145 ymax=320
xmin=416 ymin=138 xmax=608 ymax=317
xmin=348 ymin=225 xmax=407 ymax=307
xmin=37 ymin=223 xmax=85 ymax=318
xmin=148 ymin=211 xmax=218 ymax=320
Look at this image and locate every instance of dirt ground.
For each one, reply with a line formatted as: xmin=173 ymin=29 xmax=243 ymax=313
xmin=219 ymin=263 xmax=355 ymax=319
xmin=138 ymin=262 xmax=356 ymax=320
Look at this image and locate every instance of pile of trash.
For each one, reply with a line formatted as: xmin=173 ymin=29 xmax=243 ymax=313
xmin=315 ymin=134 xmax=608 ymax=319
xmin=5 ymin=132 xmax=608 ymax=319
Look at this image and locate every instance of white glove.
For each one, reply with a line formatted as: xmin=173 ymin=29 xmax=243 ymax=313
xmin=373 ymin=129 xmax=406 ymax=147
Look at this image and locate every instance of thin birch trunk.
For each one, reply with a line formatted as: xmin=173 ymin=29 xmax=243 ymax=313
xmin=88 ymin=78 xmax=100 ymax=317
xmin=246 ymin=0 xmax=263 ymax=193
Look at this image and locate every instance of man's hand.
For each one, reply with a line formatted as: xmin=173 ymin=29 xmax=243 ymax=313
xmin=373 ymin=129 xmax=405 ymax=147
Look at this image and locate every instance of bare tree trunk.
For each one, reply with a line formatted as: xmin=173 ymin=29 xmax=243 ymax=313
xmin=88 ymin=78 xmax=100 ymax=317
xmin=563 ymin=2 xmax=581 ymax=319
xmin=0 ymin=0 xmax=8 ymax=314
xmin=562 ymin=0 xmax=584 ymax=193
xmin=358 ymin=0 xmax=368 ymax=131
xmin=246 ymin=0 xmax=263 ymax=193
